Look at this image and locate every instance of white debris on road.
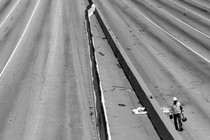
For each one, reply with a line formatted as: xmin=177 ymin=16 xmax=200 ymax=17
xmin=132 ymin=107 xmax=147 ymax=115
xmin=161 ymin=107 xmax=171 ymax=114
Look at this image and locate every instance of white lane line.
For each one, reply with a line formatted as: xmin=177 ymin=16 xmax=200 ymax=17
xmin=0 ymin=0 xmax=21 ymax=28
xmin=0 ymin=0 xmax=41 ymax=78
xmin=190 ymin=0 xmax=210 ymax=11
xmin=145 ymin=0 xmax=210 ymax=39
xmin=27 ymin=1 xmax=60 ymax=139
xmin=169 ymin=0 xmax=210 ymax=23
xmin=122 ymin=0 xmax=210 ymax=63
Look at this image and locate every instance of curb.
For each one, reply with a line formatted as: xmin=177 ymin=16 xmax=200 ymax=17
xmin=94 ymin=5 xmax=183 ymax=140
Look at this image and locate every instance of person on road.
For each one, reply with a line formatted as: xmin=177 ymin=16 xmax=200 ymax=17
xmin=170 ymin=97 xmax=183 ymax=131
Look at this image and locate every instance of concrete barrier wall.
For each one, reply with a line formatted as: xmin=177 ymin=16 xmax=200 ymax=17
xmin=85 ymin=4 xmax=108 ymax=139
xmin=94 ymin=7 xmax=183 ymax=140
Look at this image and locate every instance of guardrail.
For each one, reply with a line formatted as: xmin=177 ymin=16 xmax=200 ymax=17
xmin=94 ymin=6 xmax=183 ymax=140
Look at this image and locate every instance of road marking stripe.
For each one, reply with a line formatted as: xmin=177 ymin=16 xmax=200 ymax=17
xmin=145 ymin=0 xmax=210 ymax=39
xmin=169 ymin=0 xmax=210 ymax=24
xmin=0 ymin=0 xmax=41 ymax=78
xmin=122 ymin=0 xmax=210 ymax=63
xmin=0 ymin=0 xmax=21 ymax=28
xmin=190 ymin=0 xmax=210 ymax=11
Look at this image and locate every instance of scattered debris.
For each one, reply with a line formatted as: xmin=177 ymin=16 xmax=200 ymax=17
xmin=99 ymin=52 xmax=104 ymax=56
xmin=111 ymin=86 xmax=133 ymax=92
xmin=149 ymin=96 xmax=153 ymax=99
xmin=90 ymin=111 xmax=94 ymax=116
xmin=117 ymin=63 xmax=122 ymax=68
xmin=124 ymin=89 xmax=133 ymax=92
xmin=132 ymin=107 xmax=147 ymax=115
xmin=112 ymin=86 xmax=126 ymax=89
xmin=161 ymin=107 xmax=170 ymax=114
xmin=118 ymin=104 xmax=126 ymax=106
xmin=161 ymin=107 xmax=173 ymax=119
xmin=111 ymin=88 xmax=116 ymax=92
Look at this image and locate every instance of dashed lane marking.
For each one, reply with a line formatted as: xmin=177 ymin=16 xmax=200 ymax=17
xmin=145 ymin=0 xmax=210 ymax=39
xmin=169 ymin=0 xmax=210 ymax=24
xmin=0 ymin=0 xmax=41 ymax=78
xmin=122 ymin=0 xmax=210 ymax=63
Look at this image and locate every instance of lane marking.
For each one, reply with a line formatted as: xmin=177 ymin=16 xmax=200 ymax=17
xmin=144 ymin=0 xmax=210 ymax=39
xmin=190 ymin=0 xmax=210 ymax=12
xmin=0 ymin=0 xmax=41 ymax=78
xmin=122 ymin=0 xmax=210 ymax=63
xmin=27 ymin=1 xmax=60 ymax=139
xmin=168 ymin=0 xmax=210 ymax=24
xmin=0 ymin=0 xmax=21 ymax=28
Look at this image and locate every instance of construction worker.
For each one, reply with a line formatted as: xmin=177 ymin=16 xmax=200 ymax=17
xmin=170 ymin=97 xmax=183 ymax=131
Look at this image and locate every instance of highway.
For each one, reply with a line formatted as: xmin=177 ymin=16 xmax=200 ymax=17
xmin=1 ymin=0 xmax=210 ymax=139
xmin=0 ymin=0 xmax=97 ymax=139
xmin=94 ymin=0 xmax=210 ymax=139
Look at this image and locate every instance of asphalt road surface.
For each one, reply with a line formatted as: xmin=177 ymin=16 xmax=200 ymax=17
xmin=94 ymin=0 xmax=210 ymax=139
xmin=0 ymin=0 xmax=98 ymax=139
xmin=1 ymin=0 xmax=210 ymax=139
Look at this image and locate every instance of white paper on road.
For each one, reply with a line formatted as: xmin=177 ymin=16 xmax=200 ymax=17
xmin=161 ymin=107 xmax=171 ymax=114
xmin=132 ymin=107 xmax=147 ymax=115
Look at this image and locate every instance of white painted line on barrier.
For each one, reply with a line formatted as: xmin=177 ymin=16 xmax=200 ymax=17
xmin=95 ymin=50 xmax=112 ymax=140
xmin=122 ymin=0 xmax=210 ymax=63
xmin=0 ymin=0 xmax=41 ymax=78
xmin=145 ymin=0 xmax=210 ymax=39
xmin=88 ymin=6 xmax=111 ymax=139
xmin=0 ymin=0 xmax=21 ymax=28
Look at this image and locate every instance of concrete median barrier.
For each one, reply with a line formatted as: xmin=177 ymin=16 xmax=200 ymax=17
xmin=94 ymin=6 xmax=183 ymax=140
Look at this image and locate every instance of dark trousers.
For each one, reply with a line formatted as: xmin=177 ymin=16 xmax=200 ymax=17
xmin=173 ymin=113 xmax=182 ymax=130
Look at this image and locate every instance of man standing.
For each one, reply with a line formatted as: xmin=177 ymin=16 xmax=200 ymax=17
xmin=170 ymin=97 xmax=183 ymax=131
